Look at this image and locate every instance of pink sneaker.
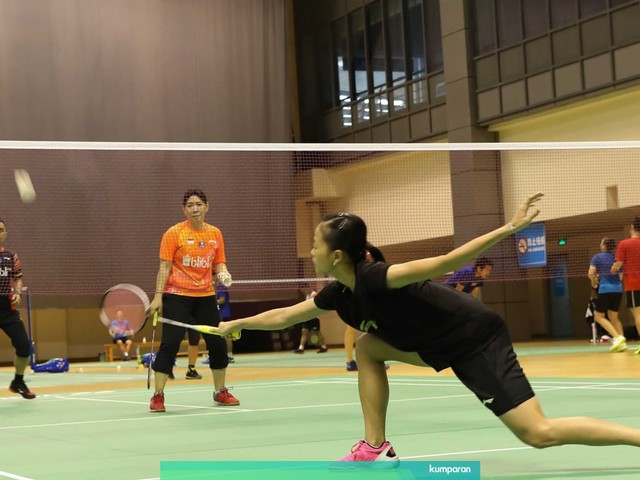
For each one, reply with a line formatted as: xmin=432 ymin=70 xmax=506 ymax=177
xmin=340 ymin=440 xmax=399 ymax=466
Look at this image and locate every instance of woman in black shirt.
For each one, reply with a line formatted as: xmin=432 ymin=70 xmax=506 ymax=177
xmin=211 ymin=193 xmax=640 ymax=464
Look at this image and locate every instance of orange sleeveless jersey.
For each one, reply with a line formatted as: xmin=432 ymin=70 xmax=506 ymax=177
xmin=159 ymin=221 xmax=226 ymax=297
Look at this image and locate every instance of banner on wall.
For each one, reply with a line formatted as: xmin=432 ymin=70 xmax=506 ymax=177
xmin=516 ymin=223 xmax=547 ymax=268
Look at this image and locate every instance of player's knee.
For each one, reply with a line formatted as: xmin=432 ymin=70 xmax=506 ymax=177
xmin=152 ymin=353 xmax=175 ymax=374
xmin=516 ymin=422 xmax=558 ymax=449
xmin=208 ymin=354 xmax=229 ymax=370
xmin=15 ymin=343 xmax=31 ymax=358
xmin=355 ymin=333 xmax=385 ymax=362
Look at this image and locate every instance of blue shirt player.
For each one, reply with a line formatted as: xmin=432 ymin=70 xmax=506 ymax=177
xmin=445 ymin=257 xmax=493 ymax=298
xmin=589 ymin=237 xmax=626 ymax=352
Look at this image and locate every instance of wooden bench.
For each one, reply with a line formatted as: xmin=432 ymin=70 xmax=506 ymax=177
xmin=104 ymin=339 xmax=206 ymax=362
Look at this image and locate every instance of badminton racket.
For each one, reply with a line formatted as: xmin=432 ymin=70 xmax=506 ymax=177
xmin=147 ymin=312 xmax=157 ymax=389
xmin=156 ymin=316 xmax=241 ymax=340
xmin=99 ymin=283 xmax=150 ymax=333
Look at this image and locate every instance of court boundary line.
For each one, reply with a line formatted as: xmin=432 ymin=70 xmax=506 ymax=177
xmin=2 ymin=378 xmax=639 ymax=432
xmin=402 ymin=445 xmax=534 ymax=459
xmin=0 ymin=471 xmax=35 ymax=480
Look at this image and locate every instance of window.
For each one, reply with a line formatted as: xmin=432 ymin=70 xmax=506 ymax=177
xmin=387 ymin=0 xmax=407 ymax=85
xmin=407 ymin=0 xmax=426 ymax=79
xmin=332 ymin=18 xmax=350 ymax=105
xmin=472 ymin=0 xmax=497 ymax=55
xmin=424 ymin=0 xmax=443 ymax=72
xmin=523 ymin=0 xmax=549 ymax=38
xmin=610 ymin=0 xmax=634 ymax=6
xmin=497 ymin=0 xmax=523 ymax=47
xmin=367 ymin=1 xmax=387 ymax=91
xmin=579 ymin=0 xmax=607 ymax=17
xmin=349 ymin=9 xmax=368 ymax=99
xmin=550 ymin=0 xmax=578 ymax=29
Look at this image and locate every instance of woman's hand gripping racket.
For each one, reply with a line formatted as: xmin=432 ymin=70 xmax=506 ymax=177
xmin=205 ymin=320 xmax=242 ymax=341
xmin=156 ymin=316 xmax=241 ymax=340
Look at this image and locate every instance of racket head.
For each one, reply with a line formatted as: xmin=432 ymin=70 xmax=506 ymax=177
xmin=99 ymin=284 xmax=150 ymax=334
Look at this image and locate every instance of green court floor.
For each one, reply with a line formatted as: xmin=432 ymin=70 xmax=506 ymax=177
xmin=0 ymin=346 xmax=639 ymax=480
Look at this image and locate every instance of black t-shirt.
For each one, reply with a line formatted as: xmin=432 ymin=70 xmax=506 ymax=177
xmin=314 ymin=261 xmax=504 ymax=370
xmin=0 ymin=248 xmax=22 ymax=310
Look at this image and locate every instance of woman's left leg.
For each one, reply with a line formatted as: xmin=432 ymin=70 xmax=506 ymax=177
xmin=500 ymin=396 xmax=640 ymax=448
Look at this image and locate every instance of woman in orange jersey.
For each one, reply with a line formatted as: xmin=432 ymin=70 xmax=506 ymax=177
xmin=148 ymin=189 xmax=238 ymax=412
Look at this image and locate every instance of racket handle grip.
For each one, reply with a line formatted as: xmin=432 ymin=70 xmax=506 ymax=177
xmin=217 ymin=272 xmax=233 ymax=287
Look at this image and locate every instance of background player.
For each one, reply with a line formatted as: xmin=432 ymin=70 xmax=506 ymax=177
xmin=148 ymin=189 xmax=238 ymax=412
xmin=588 ymin=237 xmax=626 ymax=352
xmin=108 ymin=310 xmax=134 ymax=361
xmin=0 ymin=219 xmax=35 ymax=399
xmin=612 ymin=217 xmax=640 ymax=354
xmin=445 ymin=256 xmax=493 ymax=298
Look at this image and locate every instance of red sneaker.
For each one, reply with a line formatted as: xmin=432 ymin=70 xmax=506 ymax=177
xmin=150 ymin=392 xmax=165 ymax=412
xmin=214 ymin=387 xmax=240 ymax=406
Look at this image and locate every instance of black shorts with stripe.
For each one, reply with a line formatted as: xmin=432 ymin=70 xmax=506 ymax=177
xmin=626 ymin=290 xmax=640 ymax=309
xmin=448 ymin=328 xmax=535 ymax=417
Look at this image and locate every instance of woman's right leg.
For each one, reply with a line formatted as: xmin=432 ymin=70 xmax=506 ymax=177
xmin=344 ymin=326 xmax=357 ymax=362
xmin=355 ymin=334 xmax=428 ymax=446
xmin=153 ymin=294 xmax=189 ymax=392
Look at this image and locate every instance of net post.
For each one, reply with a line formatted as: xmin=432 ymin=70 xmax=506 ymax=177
xmin=23 ymin=286 xmax=36 ymax=367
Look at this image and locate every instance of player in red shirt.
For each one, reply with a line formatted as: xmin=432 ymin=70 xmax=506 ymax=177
xmin=611 ymin=216 xmax=640 ymax=354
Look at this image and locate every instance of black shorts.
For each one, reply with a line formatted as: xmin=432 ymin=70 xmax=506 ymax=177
xmin=113 ymin=336 xmax=130 ymax=344
xmin=153 ymin=293 xmax=227 ymax=372
xmin=302 ymin=318 xmax=320 ymax=331
xmin=626 ymin=291 xmax=640 ymax=309
xmin=0 ymin=307 xmax=31 ymax=358
xmin=449 ymin=329 xmax=535 ymax=417
xmin=595 ymin=292 xmax=622 ymax=313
